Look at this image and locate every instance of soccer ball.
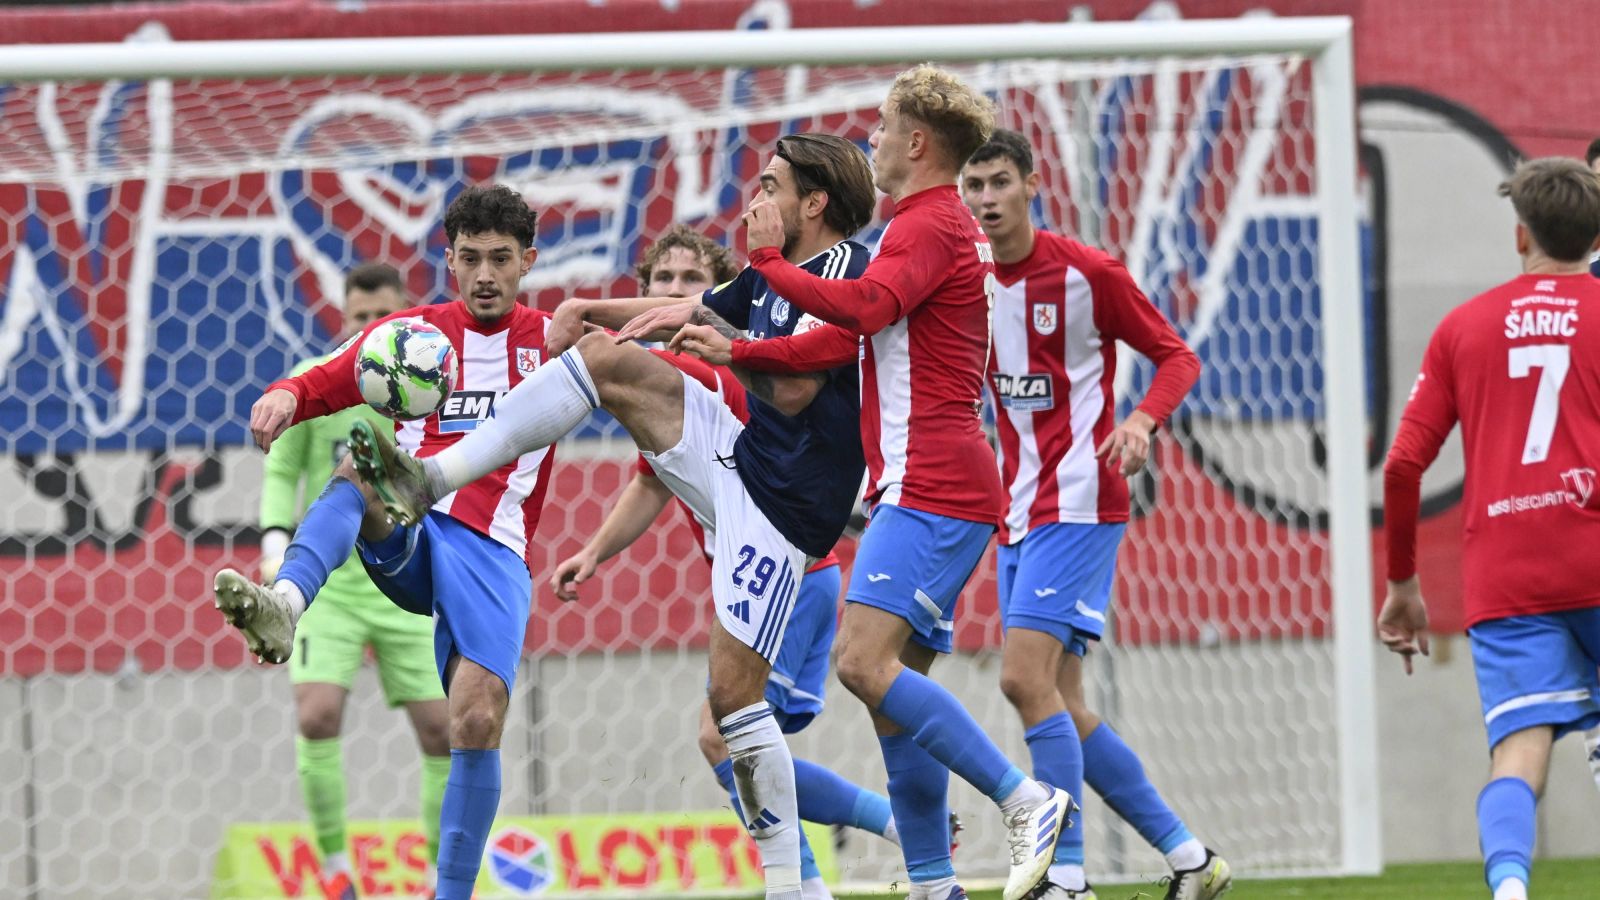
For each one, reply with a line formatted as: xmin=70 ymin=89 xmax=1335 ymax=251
xmin=354 ymin=317 xmax=458 ymax=420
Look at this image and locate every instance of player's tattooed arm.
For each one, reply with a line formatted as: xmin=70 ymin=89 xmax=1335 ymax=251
xmin=689 ymin=305 xmax=746 ymax=341
xmin=685 ymin=305 xmax=825 ymax=415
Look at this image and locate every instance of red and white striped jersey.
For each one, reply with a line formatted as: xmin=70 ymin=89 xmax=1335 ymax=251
xmin=269 ymin=300 xmax=556 ymax=567
xmin=990 ymin=231 xmax=1199 ymax=544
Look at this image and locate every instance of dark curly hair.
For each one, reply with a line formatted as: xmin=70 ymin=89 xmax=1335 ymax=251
xmin=443 ymin=184 xmax=538 ymax=250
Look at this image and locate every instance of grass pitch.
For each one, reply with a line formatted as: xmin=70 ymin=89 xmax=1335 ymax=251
xmin=846 ymin=858 xmax=1600 ymax=899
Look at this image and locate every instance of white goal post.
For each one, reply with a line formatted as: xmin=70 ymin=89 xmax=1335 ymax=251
xmin=0 ymin=16 xmax=1377 ymax=897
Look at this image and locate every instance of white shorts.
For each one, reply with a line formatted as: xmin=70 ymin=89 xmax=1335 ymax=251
xmin=644 ymin=372 xmax=807 ymax=663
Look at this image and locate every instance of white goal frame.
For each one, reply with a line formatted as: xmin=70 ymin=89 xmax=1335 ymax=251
xmin=0 ymin=14 xmax=1378 ymax=881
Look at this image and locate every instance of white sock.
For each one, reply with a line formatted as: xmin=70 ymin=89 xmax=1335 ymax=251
xmin=907 ymin=874 xmax=957 ymax=900
xmin=273 ymin=580 xmax=307 ymax=623
xmin=322 ymin=850 xmax=350 ymax=875
xmin=998 ymin=777 xmax=1051 ymax=818
xmin=423 ymin=348 xmax=600 ymax=496
xmin=881 ymin=816 xmax=901 ymax=847
xmin=719 ymin=702 xmax=801 ymax=898
xmin=800 ymin=876 xmax=833 ymax=900
xmin=1049 ymin=862 xmax=1087 ymax=890
xmin=1493 ymin=876 xmax=1528 ymax=900
xmin=1165 ymin=838 xmax=1206 ymax=872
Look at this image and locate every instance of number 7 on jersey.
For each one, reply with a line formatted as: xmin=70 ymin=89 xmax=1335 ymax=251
xmin=1507 ymin=343 xmax=1570 ymax=464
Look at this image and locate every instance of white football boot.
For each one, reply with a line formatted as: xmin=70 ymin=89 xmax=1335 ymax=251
xmin=213 ymin=568 xmax=296 ymax=664
xmin=1002 ymin=786 xmax=1073 ymax=900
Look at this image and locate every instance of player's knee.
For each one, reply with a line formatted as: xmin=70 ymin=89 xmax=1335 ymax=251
xmin=834 ymin=645 xmax=891 ymax=703
xmin=998 ymin=667 xmax=1041 ymax=710
xmin=296 ymin=703 xmax=342 ymax=740
xmin=574 ymin=330 xmax=623 ymax=378
xmin=449 ymin=699 xmax=504 ymax=750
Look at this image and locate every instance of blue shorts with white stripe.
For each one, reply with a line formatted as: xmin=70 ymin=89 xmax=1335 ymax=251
xmin=1469 ymin=608 xmax=1600 ymax=750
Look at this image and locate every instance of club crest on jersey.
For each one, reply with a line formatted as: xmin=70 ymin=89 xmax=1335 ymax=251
xmin=770 ymin=297 xmax=792 ymax=328
xmin=516 ymin=346 xmax=542 ymax=375
xmin=1562 ymin=467 xmax=1596 ymax=508
xmin=993 ymin=373 xmax=1054 ymax=411
xmin=1032 ymin=302 xmax=1058 ymax=335
xmin=438 ymin=390 xmax=501 ymax=432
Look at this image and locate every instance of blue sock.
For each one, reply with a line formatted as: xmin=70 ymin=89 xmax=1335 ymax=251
xmin=714 ymin=759 xmax=820 ymax=881
xmin=1478 ymin=777 xmax=1535 ymax=892
xmin=848 ymin=784 xmax=894 ymax=837
xmin=436 ymin=749 xmax=501 ymax=900
xmin=880 ymin=733 xmax=952 ymax=883
xmin=794 ymin=758 xmax=890 ymax=832
xmin=1081 ymin=724 xmax=1188 ymax=852
xmin=879 ymin=668 xmax=1026 ymax=801
xmin=1025 ymin=712 xmax=1084 ymax=866
xmin=276 ymin=478 xmax=365 ymax=605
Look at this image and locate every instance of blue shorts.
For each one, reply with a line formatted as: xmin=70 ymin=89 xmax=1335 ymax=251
xmin=358 ymin=511 xmax=532 ymax=695
xmin=846 ymin=504 xmax=994 ymax=655
xmin=1469 ymin=609 xmax=1600 ymax=750
xmin=768 ymin=563 xmax=841 ymax=734
xmin=996 ymin=523 xmax=1126 ymax=656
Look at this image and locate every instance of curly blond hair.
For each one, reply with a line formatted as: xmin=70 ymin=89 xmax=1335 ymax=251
xmin=888 ymin=64 xmax=996 ymax=170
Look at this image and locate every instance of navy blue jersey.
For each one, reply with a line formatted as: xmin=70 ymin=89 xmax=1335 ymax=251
xmin=703 ymin=240 xmax=867 ymax=556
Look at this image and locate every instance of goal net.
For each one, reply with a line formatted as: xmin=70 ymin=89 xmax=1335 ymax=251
xmin=0 ymin=17 xmax=1373 ymax=898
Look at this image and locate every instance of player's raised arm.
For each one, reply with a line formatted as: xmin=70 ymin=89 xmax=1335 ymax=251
xmin=745 ymin=201 xmax=945 ymax=335
xmin=728 ymin=321 xmax=860 ymax=374
xmin=560 ymin=226 xmax=744 ymax=353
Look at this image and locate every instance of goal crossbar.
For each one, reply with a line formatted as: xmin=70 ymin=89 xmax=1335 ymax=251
xmin=0 ymin=17 xmax=1352 ymax=81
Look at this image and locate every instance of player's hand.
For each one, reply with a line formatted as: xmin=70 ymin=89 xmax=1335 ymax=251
xmin=551 ymin=550 xmax=599 ymax=602
xmin=670 ymin=324 xmax=734 ymax=366
xmin=1095 ymin=410 xmax=1157 ymax=477
xmin=1377 ymin=576 xmax=1431 ymax=675
xmin=250 ymin=389 xmax=298 ymax=451
xmin=615 ymin=303 xmax=696 ymax=345
xmin=743 ymin=200 xmax=784 ymax=253
xmin=547 ymin=300 xmax=594 ymax=357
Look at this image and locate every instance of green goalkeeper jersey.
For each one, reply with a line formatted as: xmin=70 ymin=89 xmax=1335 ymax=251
xmin=260 ymin=353 xmax=397 ymax=608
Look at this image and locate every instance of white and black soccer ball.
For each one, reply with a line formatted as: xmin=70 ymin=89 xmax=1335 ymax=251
xmin=354 ymin=317 xmax=458 ymax=420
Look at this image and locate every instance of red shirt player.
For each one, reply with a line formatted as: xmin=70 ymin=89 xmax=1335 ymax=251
xmin=213 ymin=185 xmax=556 ymax=898
xmin=959 ymin=130 xmax=1222 ymax=896
xmin=715 ymin=67 xmax=1072 ymax=900
xmin=1380 ymin=159 xmax=1600 ymax=900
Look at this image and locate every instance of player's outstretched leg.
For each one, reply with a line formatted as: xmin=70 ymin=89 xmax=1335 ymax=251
xmin=216 ymin=462 xmax=396 ymax=663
